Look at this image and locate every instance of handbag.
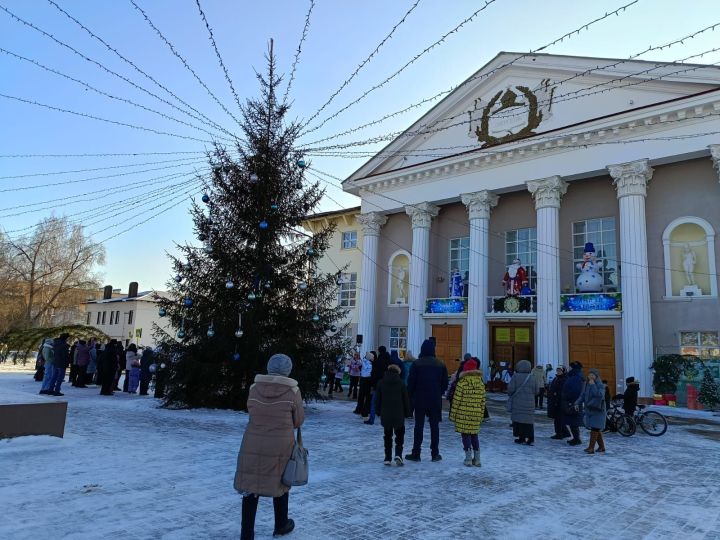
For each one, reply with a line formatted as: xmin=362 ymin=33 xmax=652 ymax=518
xmin=281 ymin=428 xmax=308 ymax=487
xmin=506 ymin=374 xmax=532 ymax=412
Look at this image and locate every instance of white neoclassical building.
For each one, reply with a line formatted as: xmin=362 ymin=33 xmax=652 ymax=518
xmin=340 ymin=52 xmax=720 ymax=397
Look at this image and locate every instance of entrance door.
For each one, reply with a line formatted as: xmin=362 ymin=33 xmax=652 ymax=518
xmin=431 ymin=324 xmax=463 ymax=374
xmin=568 ymin=326 xmax=616 ymax=390
xmin=490 ymin=324 xmax=534 ymax=380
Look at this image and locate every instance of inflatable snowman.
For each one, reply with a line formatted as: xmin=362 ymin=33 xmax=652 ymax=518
xmin=576 ymin=242 xmax=604 ymax=292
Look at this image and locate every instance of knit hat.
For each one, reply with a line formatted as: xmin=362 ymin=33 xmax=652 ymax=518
xmin=626 ymin=376 xmax=635 ymax=384
xmin=387 ymin=364 xmax=401 ymax=374
xmin=462 ymin=358 xmax=479 ymax=372
xmin=420 ymin=339 xmax=435 ymax=357
xmin=267 ymin=353 xmax=293 ymax=376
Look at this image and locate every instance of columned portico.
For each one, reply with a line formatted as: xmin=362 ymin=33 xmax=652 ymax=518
xmin=608 ymin=159 xmax=654 ymax=397
xmin=527 ymin=176 xmax=567 ymax=369
xmin=405 ymin=202 xmax=440 ymax=356
xmin=356 ymin=212 xmax=387 ymax=355
xmin=461 ymin=190 xmax=498 ymax=375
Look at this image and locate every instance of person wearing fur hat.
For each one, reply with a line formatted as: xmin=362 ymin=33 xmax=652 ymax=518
xmin=376 ymin=363 xmax=411 ymax=466
xmin=623 ymin=376 xmax=640 ymax=418
xmin=448 ymin=358 xmax=486 ymax=466
xmin=234 ymin=354 xmax=304 ymax=539
xmin=508 ymin=360 xmax=539 ymax=445
xmin=574 ymin=368 xmax=606 ymax=454
xmin=405 ymin=339 xmax=449 ymax=462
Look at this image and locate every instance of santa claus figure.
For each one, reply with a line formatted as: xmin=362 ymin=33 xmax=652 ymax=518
xmin=502 ymin=258 xmax=528 ymax=296
xmin=576 ymin=242 xmax=604 ymax=292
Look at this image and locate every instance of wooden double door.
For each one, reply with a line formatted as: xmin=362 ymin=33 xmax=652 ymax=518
xmin=431 ymin=324 xmax=463 ymax=374
xmin=568 ymin=326 xmax=616 ymax=390
xmin=490 ymin=323 xmax=534 ymax=379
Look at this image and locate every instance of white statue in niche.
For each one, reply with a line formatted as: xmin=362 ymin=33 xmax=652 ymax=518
xmin=682 ymin=243 xmax=696 ymax=286
xmin=395 ymin=266 xmax=407 ymax=303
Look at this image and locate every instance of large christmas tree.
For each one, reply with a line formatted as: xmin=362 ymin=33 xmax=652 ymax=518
xmin=698 ymin=368 xmax=720 ymax=410
xmin=156 ymin=51 xmax=346 ymax=410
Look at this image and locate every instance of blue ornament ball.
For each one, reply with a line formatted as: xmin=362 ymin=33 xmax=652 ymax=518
xmin=330 ymin=325 xmax=337 ymax=333
xmin=225 ymin=280 xmax=234 ymax=289
xmin=184 ymin=298 xmax=193 ymax=307
xmin=312 ymin=313 xmax=320 ymax=322
xmin=297 ymin=158 xmax=306 ymax=168
xmin=249 ymin=173 xmax=258 ymax=183
xmin=233 ymin=352 xmax=241 ymax=361
xmin=270 ymin=203 xmax=279 ymax=211
xmin=307 ymin=248 xmax=315 ymax=256
xmin=201 ymin=194 xmax=210 ymax=204
xmin=248 ymin=292 xmax=256 ymax=300
xmin=259 ymin=220 xmax=269 ymax=230
xmin=149 ymin=364 xmax=157 ymax=374
xmin=177 ymin=329 xmax=186 ymax=339
xmin=174 ymin=275 xmax=182 ymax=283
xmin=207 ymin=328 xmax=215 ymax=338
xmin=158 ymin=307 xmax=167 ymax=317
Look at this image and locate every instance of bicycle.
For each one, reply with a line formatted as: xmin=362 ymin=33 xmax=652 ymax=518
xmin=632 ymin=404 xmax=668 ymax=436
xmin=605 ymin=403 xmax=636 ymax=437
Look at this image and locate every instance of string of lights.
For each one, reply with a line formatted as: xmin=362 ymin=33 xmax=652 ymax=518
xmin=194 ymin=0 xmax=244 ymax=116
xmin=46 ymin=0 xmax=236 ymax=140
xmin=283 ymin=0 xmax=315 ymax=105
xmin=0 ymin=3 xmax=235 ymax=140
xmin=0 ymin=151 xmax=207 ymax=159
xmin=0 ymin=47 xmax=236 ymax=144
xmin=299 ymin=0 xmax=499 ymax=137
xmin=0 ymin=159 xmax=206 ymax=193
xmin=128 ymin=0 xmax=243 ymax=129
xmin=296 ymin=0 xmax=650 ymax=148
xmin=300 ymin=0 xmax=422 ymax=127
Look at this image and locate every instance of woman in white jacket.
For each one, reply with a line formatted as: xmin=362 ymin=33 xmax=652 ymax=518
xmin=354 ymin=351 xmax=375 ymax=419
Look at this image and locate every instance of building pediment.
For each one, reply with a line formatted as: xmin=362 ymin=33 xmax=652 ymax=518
xmin=345 ymin=52 xmax=720 ymax=185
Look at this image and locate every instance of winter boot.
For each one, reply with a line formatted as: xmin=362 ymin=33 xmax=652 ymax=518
xmin=597 ymin=431 xmax=606 ymax=453
xmin=272 ymin=493 xmax=294 ymax=537
xmin=394 ymin=456 xmax=404 ymax=467
xmin=463 ymin=449 xmax=473 ymax=466
xmin=584 ymin=431 xmax=599 ymax=454
xmin=472 ymin=449 xmax=481 ymax=467
xmin=241 ymin=495 xmax=259 ymax=540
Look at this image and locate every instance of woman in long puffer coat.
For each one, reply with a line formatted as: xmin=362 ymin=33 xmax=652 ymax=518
xmin=448 ymin=358 xmax=486 ymax=466
xmin=234 ymin=354 xmax=304 ymax=539
xmin=547 ymin=366 xmax=571 ymax=439
xmin=508 ymin=360 xmax=539 ymax=445
xmin=574 ymin=368 xmax=606 ymax=454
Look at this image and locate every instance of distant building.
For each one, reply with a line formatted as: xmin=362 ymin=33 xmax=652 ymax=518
xmin=83 ymin=282 xmax=173 ymax=347
xmin=302 ymin=207 xmax=362 ymax=349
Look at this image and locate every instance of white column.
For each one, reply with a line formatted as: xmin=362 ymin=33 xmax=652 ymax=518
xmin=356 ymin=212 xmax=387 ymax=355
xmin=461 ymin=190 xmax=498 ymax=377
xmin=608 ymin=159 xmax=654 ymax=398
xmin=709 ymin=144 xmax=720 ymax=179
xmin=527 ymin=176 xmax=567 ymax=369
xmin=405 ymin=202 xmax=440 ymax=357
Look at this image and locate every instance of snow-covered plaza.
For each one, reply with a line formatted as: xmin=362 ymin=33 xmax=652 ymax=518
xmin=1 ymin=372 xmax=719 ymax=540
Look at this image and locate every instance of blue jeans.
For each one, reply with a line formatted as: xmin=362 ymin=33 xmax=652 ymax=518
xmin=51 ymin=367 xmax=66 ymax=393
xmin=41 ymin=363 xmax=56 ymax=391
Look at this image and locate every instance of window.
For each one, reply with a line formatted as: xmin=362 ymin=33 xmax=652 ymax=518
xmin=449 ymin=237 xmax=470 ymax=278
xmin=680 ymin=331 xmax=720 ymax=359
xmin=572 ymin=218 xmax=617 ymax=292
xmin=505 ymin=228 xmax=537 ymax=290
xmin=86 ymin=312 xmax=91 ymax=325
xmin=101 ymin=311 xmax=106 ymax=325
xmin=342 ymin=230 xmax=357 ymax=249
xmin=109 ymin=311 xmax=115 ymax=325
xmin=338 ymin=272 xmax=357 ymax=307
xmin=96 ymin=312 xmax=101 ymax=325
xmin=128 ymin=310 xmax=134 ymax=325
xmin=389 ymin=327 xmax=407 ymax=359
xmin=342 ymin=326 xmax=354 ymax=348
xmin=116 ymin=310 xmax=121 ymax=325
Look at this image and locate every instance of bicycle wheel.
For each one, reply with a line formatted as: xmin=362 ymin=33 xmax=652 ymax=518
xmin=639 ymin=411 xmax=668 ymax=436
xmin=616 ymin=415 xmax=636 ymax=437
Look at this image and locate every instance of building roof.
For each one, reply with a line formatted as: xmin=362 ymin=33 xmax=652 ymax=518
xmin=84 ymin=291 xmax=163 ymax=305
xmin=303 ymin=206 xmax=361 ymax=221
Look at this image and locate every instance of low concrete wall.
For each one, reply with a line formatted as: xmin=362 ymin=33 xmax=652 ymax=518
xmin=0 ymin=401 xmax=68 ymax=438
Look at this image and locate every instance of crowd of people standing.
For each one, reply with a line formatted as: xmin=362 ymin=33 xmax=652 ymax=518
xmin=34 ymin=333 xmax=168 ymax=398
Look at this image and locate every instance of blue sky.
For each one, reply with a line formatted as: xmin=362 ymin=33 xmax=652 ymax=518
xmin=2 ymin=0 xmax=720 ymax=291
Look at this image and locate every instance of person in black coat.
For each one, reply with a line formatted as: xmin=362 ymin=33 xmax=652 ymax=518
xmin=99 ymin=340 xmax=119 ymax=396
xmin=139 ymin=348 xmax=155 ymax=396
xmin=49 ymin=334 xmax=70 ymax=396
xmin=561 ymin=362 xmax=585 ymax=446
xmin=376 ymin=364 xmax=411 ymax=465
xmin=365 ymin=346 xmax=391 ymax=425
xmin=623 ymin=377 xmax=640 ymax=417
xmin=405 ymin=339 xmax=449 ymax=462
xmin=547 ymin=366 xmax=571 ymax=439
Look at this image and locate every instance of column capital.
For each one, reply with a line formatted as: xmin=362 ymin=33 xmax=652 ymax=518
xmin=461 ymin=190 xmax=499 ymax=220
xmin=608 ymin=158 xmax=653 ymax=198
xmin=357 ymin=212 xmax=387 ymax=236
xmin=526 ymin=176 xmax=568 ymax=209
xmin=405 ymin=202 xmax=440 ymax=229
xmin=709 ymin=145 xmax=720 ymax=179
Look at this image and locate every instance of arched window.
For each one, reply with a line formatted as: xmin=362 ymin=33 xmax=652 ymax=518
xmin=662 ymin=217 xmax=717 ymax=297
xmin=388 ymin=250 xmax=410 ymax=306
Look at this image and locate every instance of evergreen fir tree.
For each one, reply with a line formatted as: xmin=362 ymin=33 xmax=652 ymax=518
xmin=698 ymin=367 xmax=720 ymax=410
xmin=155 ymin=49 xmax=346 ymax=410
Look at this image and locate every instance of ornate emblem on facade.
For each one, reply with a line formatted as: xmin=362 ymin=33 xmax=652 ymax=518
xmin=471 ymin=79 xmax=556 ymax=148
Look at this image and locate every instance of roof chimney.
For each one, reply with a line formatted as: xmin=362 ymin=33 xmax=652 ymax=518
xmin=128 ymin=282 xmax=139 ymax=299
xmin=103 ymin=285 xmax=113 ymax=300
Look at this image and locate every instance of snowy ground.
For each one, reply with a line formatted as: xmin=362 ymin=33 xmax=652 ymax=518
xmin=1 ymin=373 xmax=719 ymax=540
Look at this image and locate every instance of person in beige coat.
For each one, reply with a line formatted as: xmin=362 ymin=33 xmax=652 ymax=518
xmin=234 ymin=354 xmax=304 ymax=539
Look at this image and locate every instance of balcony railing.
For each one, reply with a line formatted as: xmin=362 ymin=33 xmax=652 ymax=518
xmin=487 ymin=295 xmax=537 ymax=314
xmin=560 ymin=292 xmax=622 ymax=312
